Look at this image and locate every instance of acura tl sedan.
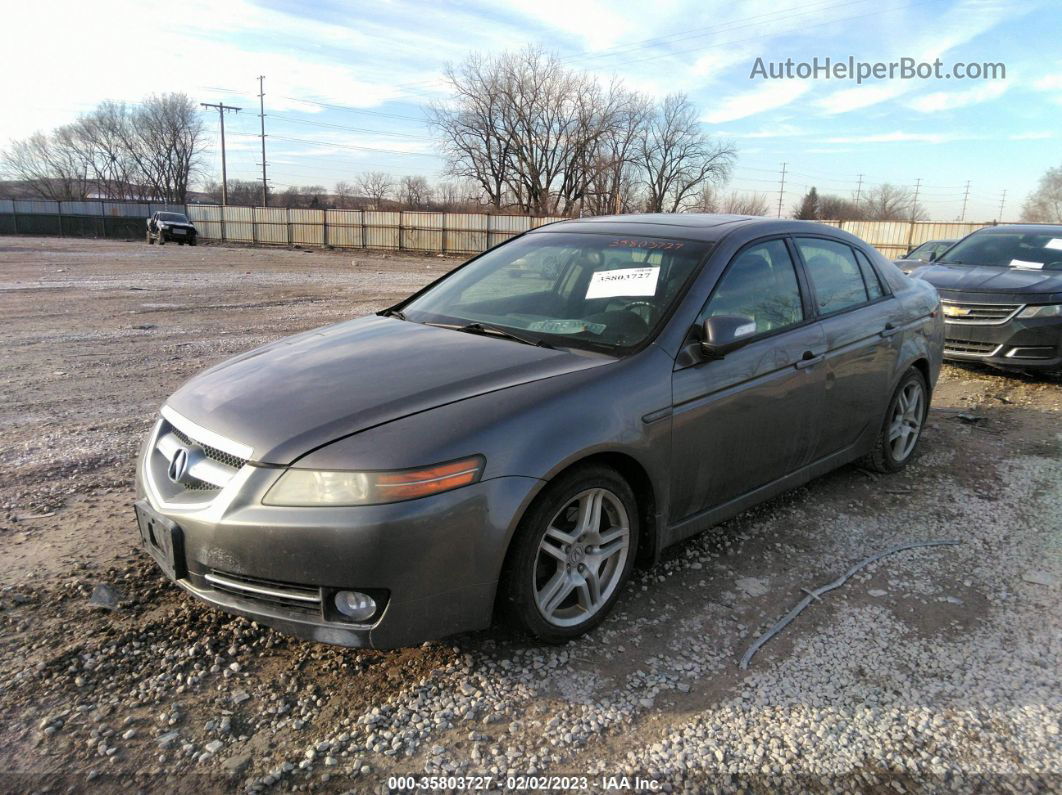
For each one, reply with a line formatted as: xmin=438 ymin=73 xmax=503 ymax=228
xmin=135 ymin=214 xmax=943 ymax=648
xmin=909 ymin=224 xmax=1062 ymax=371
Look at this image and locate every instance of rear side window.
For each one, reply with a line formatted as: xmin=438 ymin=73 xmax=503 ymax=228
xmin=854 ymin=249 xmax=885 ymax=300
xmin=795 ymin=238 xmax=869 ymax=315
xmin=698 ymin=239 xmax=804 ymax=335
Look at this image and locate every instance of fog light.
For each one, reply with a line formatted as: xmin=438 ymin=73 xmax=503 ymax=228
xmin=333 ymin=590 xmax=376 ymax=621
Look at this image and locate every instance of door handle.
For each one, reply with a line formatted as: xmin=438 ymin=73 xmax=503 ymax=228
xmin=880 ymin=322 xmax=900 ymax=338
xmin=795 ymin=350 xmax=824 ymax=369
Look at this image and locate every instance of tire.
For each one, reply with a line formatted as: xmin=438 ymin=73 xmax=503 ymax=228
xmin=499 ymin=465 xmax=639 ymax=643
xmin=189 ymin=237 xmax=197 ymax=246
xmin=146 ymin=230 xmax=154 ymax=245
xmin=864 ymin=367 xmax=929 ymax=473
xmin=157 ymin=233 xmax=165 ymax=246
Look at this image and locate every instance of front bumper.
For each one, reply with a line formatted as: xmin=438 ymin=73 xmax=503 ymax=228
xmin=943 ymin=315 xmax=1062 ymax=371
xmin=160 ymin=227 xmax=196 ymax=242
xmin=135 ymin=436 xmax=542 ymax=648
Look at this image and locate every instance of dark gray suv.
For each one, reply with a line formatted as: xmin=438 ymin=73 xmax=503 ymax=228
xmin=135 ymin=215 xmax=943 ymax=648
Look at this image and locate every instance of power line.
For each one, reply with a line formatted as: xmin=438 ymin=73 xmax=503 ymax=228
xmin=232 ymin=132 xmax=436 ymax=158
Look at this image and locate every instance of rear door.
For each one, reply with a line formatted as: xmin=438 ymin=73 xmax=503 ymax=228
xmin=792 ymin=237 xmax=904 ymax=461
xmin=669 ymin=237 xmax=826 ymax=521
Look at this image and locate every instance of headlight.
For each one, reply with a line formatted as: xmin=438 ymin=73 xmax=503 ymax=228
xmin=1018 ymin=304 xmax=1062 ymax=318
xmin=262 ymin=456 xmax=484 ymax=506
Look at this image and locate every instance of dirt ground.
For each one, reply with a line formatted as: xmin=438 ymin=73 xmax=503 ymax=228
xmin=0 ymin=237 xmax=1059 ymax=793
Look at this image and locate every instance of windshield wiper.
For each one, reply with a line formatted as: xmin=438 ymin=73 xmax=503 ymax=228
xmin=454 ymin=322 xmax=555 ymax=349
xmin=379 ymin=307 xmax=407 ymax=320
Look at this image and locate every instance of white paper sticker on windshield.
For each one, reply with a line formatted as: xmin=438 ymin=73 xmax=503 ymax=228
xmin=1045 ymin=238 xmax=1062 ymax=251
xmin=585 ymin=267 xmax=660 ymax=299
xmin=1010 ymin=259 xmax=1044 ymax=270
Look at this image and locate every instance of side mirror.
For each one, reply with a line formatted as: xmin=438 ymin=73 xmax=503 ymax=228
xmin=700 ymin=315 xmax=757 ymax=360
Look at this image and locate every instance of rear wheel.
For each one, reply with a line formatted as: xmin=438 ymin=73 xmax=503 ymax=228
xmin=500 ymin=465 xmax=638 ymax=643
xmin=864 ymin=367 xmax=928 ymax=473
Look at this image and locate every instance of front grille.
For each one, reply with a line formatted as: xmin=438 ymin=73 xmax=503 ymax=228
xmin=941 ymin=300 xmax=1022 ymax=324
xmin=205 ymin=570 xmax=322 ymax=615
xmin=944 ymin=338 xmax=1001 ymax=356
xmin=171 ymin=426 xmax=247 ymax=470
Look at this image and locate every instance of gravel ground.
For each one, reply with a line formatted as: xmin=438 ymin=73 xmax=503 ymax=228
xmin=0 ymin=236 xmax=1059 ymax=793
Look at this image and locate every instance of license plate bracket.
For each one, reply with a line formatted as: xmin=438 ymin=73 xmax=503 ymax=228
xmin=134 ymin=501 xmax=186 ymax=580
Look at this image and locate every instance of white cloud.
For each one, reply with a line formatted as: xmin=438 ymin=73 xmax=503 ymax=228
xmin=907 ymin=81 xmax=1008 ymax=112
xmin=825 ymin=131 xmax=973 ymax=144
xmin=702 ymin=82 xmax=811 ymax=124
xmin=816 ymin=83 xmax=912 ymax=115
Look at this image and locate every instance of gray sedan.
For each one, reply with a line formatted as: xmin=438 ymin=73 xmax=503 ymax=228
xmin=134 ymin=215 xmax=944 ymax=648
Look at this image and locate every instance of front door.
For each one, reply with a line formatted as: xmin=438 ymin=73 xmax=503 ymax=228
xmin=670 ymin=238 xmax=826 ymax=522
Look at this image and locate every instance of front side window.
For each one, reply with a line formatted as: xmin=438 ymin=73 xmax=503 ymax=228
xmin=796 ymin=237 xmax=869 ymax=314
xmin=698 ymin=239 xmax=804 ymax=335
xmin=402 ymin=232 xmax=712 ymax=353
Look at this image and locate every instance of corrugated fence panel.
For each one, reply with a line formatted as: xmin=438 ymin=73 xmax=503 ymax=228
xmin=364 ymin=212 xmax=400 ymax=249
xmin=61 ymin=201 xmax=104 ymax=216
xmin=0 ymin=199 xmax=13 ymax=214
xmin=445 ymin=213 xmax=487 ymax=254
xmin=325 ymin=210 xmax=362 ymax=248
xmin=487 ymin=215 xmax=531 ymax=248
xmin=256 ymin=207 xmax=289 ymax=244
xmin=401 ymin=212 xmax=444 ymax=251
xmin=290 ymin=208 xmax=324 ymax=246
xmin=103 ymin=202 xmax=150 ymax=217
xmin=188 ymin=205 xmax=222 ymax=240
xmin=14 ymin=200 xmax=59 ymax=214
xmin=223 ymin=206 xmax=254 ymax=243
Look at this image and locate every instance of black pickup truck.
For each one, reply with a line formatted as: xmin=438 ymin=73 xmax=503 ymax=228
xmin=146 ymin=212 xmax=197 ymax=246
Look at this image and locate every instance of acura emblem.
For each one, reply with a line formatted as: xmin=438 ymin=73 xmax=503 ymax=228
xmin=168 ymin=447 xmax=190 ymax=483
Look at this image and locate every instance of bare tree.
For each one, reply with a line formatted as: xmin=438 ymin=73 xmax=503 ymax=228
xmin=818 ymin=194 xmax=864 ymax=221
xmin=1021 ymin=165 xmax=1062 ymax=222
xmin=0 ymin=130 xmax=90 ymax=200
xmin=636 ymin=94 xmax=734 ymax=214
xmin=720 ymin=191 xmax=771 ymax=216
xmin=357 ymin=172 xmax=393 ymax=208
xmin=400 ymin=175 xmax=433 ymax=209
xmin=334 ymin=181 xmax=356 ymax=209
xmin=860 ymin=183 xmax=926 ymax=221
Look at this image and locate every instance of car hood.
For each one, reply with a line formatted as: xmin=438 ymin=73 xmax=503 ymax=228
xmin=914 ymin=263 xmax=1062 ymax=294
xmin=166 ymin=315 xmax=612 ymax=464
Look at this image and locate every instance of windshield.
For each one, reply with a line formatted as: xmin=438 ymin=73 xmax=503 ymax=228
xmin=158 ymin=212 xmax=189 ymax=223
xmin=401 ymin=231 xmax=712 ymax=353
xmin=908 ymin=240 xmax=953 ymax=261
xmin=937 ymin=230 xmax=1062 ymax=271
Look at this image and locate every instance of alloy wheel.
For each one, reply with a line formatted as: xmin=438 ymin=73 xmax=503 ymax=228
xmin=888 ymin=380 xmax=925 ymax=461
xmin=533 ymin=487 xmax=630 ymax=627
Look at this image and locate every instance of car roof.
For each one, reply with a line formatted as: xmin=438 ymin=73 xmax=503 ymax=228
xmin=972 ymin=223 xmax=1062 ymax=235
xmin=528 ymin=214 xmax=857 ymax=244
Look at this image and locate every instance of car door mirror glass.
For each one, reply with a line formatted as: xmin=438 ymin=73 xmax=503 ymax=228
xmin=701 ymin=315 xmax=757 ymax=359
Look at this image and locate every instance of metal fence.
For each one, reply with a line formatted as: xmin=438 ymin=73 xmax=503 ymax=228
xmin=0 ymin=199 xmax=990 ymax=258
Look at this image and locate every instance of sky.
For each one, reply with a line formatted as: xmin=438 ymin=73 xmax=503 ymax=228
xmin=2 ymin=0 xmax=1060 ymax=221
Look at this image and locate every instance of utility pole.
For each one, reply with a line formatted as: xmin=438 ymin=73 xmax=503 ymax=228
xmin=200 ymin=102 xmax=241 ymax=205
xmin=777 ymin=162 xmax=787 ymax=218
xmin=855 ymin=173 xmax=864 ymax=205
xmin=907 ymin=177 xmax=922 ymax=250
xmin=257 ymin=76 xmax=268 ymax=207
xmin=998 ymin=189 xmax=1007 ymax=222
xmin=960 ymin=180 xmax=971 ymax=222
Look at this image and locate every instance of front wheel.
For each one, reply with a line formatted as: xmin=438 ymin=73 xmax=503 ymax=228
xmin=157 ymin=233 xmax=165 ymax=246
xmin=146 ymin=230 xmax=154 ymax=245
xmin=500 ymin=465 xmax=638 ymax=643
xmin=864 ymin=367 xmax=929 ymax=473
